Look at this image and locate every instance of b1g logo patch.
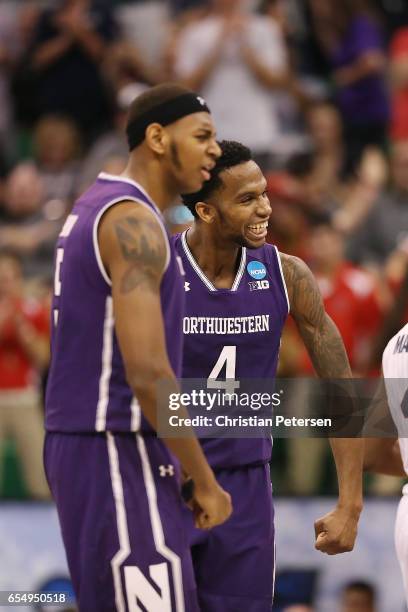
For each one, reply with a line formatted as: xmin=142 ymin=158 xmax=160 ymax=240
xmin=247 ymin=260 xmax=267 ymax=280
xmin=249 ymin=280 xmax=270 ymax=291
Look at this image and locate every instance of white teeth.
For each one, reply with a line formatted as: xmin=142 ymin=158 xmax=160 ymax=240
xmin=248 ymin=222 xmax=268 ymax=230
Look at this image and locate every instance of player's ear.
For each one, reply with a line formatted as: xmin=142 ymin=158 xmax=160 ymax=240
xmin=195 ymin=201 xmax=216 ymax=224
xmin=145 ymin=123 xmax=166 ymax=155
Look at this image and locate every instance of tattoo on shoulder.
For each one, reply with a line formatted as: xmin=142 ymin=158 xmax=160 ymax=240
xmin=281 ymin=253 xmax=324 ymax=325
xmin=114 ymin=216 xmax=166 ymax=293
xmin=280 ymin=253 xmax=351 ymax=377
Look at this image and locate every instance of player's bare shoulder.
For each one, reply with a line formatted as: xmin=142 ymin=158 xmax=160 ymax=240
xmin=279 ymin=251 xmax=309 ymax=282
xmin=279 ymin=251 xmax=320 ymax=313
xmin=98 ymin=200 xmax=168 ymax=294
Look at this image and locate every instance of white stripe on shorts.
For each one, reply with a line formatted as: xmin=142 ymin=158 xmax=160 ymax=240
xmin=107 ymin=432 xmax=130 ymax=612
xmin=136 ymin=434 xmax=185 ymax=612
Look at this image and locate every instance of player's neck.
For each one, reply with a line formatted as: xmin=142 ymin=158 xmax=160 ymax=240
xmin=186 ymin=225 xmax=241 ymax=287
xmin=121 ymin=155 xmax=180 ymax=211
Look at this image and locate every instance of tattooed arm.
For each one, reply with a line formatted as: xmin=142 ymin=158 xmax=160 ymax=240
xmin=281 ymin=253 xmax=363 ymax=554
xmin=98 ymin=202 xmax=232 ymax=529
xmin=99 ymin=202 xmax=178 ymax=424
xmin=281 ymin=253 xmax=351 ymax=377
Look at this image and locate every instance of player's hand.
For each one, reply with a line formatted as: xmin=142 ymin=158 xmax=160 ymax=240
xmin=314 ymin=505 xmax=360 ymax=555
xmin=191 ymin=480 xmax=232 ymax=530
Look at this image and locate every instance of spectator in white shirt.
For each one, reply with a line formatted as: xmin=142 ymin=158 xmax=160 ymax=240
xmin=173 ymin=0 xmax=292 ymax=169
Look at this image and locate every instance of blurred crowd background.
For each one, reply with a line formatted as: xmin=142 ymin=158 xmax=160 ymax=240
xmin=1 ymin=0 xmax=408 ymax=502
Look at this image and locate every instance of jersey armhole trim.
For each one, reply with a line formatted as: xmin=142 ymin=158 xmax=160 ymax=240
xmin=93 ymin=197 xmax=171 ymax=287
xmin=98 ymin=172 xmax=160 ymax=216
xmin=273 ymin=245 xmax=290 ymax=313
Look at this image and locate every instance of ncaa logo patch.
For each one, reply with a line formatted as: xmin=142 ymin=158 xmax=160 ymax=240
xmin=247 ymin=260 xmax=267 ymax=280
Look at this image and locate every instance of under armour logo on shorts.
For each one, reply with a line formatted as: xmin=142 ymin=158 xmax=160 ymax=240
xmin=197 ymin=96 xmax=206 ymax=106
xmin=159 ymin=464 xmax=175 ymax=477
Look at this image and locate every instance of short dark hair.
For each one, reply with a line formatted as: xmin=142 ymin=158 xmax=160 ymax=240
xmin=343 ymin=580 xmax=376 ymax=603
xmin=127 ymin=83 xmax=195 ymax=133
xmin=182 ymin=140 xmax=253 ymax=218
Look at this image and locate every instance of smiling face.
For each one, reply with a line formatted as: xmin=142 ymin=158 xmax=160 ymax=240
xmin=199 ymin=160 xmax=272 ymax=249
xmin=161 ymin=112 xmax=221 ymax=194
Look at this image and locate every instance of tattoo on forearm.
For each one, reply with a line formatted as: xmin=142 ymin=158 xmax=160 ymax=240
xmin=303 ymin=314 xmax=351 ymax=378
xmin=114 ymin=216 xmax=166 ymax=293
xmin=281 ymin=253 xmax=351 ymax=378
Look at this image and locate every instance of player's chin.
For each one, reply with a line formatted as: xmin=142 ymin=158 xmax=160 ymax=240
xmin=243 ymin=232 xmax=267 ymax=249
xmin=180 ymin=173 xmax=205 ymax=194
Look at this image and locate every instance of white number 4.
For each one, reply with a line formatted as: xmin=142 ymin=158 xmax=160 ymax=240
xmin=207 ymin=346 xmax=240 ymax=394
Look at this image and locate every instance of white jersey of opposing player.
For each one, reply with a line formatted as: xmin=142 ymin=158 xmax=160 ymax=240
xmin=382 ymin=322 xmax=408 ymax=477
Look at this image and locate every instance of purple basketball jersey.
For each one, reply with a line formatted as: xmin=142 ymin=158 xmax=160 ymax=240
xmin=174 ymin=231 xmax=289 ymax=469
xmin=46 ymin=173 xmax=184 ymax=432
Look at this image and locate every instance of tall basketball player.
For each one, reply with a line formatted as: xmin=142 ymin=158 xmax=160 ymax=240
xmin=364 ymin=325 xmax=408 ymax=605
xmin=44 ymin=84 xmax=232 ymax=611
xmin=176 ymin=141 xmax=364 ymax=611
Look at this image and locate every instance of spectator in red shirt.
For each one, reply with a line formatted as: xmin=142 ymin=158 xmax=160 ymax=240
xmin=0 ymin=250 xmax=49 ymax=499
xmin=304 ymin=221 xmax=383 ymax=372
xmin=285 ymin=220 xmax=383 ymax=494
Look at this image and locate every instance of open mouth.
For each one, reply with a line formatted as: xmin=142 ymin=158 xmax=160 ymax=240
xmin=200 ymin=162 xmax=215 ymax=181
xmin=247 ymin=221 xmax=269 ymax=239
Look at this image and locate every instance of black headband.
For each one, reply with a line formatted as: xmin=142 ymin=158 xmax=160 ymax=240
xmin=127 ymin=93 xmax=211 ymax=151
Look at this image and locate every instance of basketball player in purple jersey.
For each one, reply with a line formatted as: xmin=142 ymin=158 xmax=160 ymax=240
xmin=44 ymin=84 xmax=232 ymax=612
xmin=175 ymin=141 xmax=364 ymax=611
